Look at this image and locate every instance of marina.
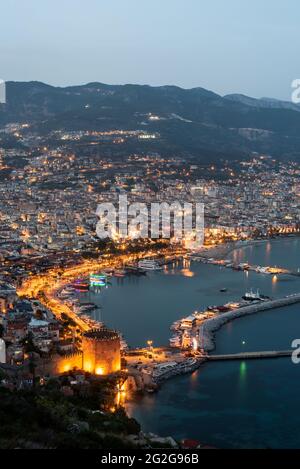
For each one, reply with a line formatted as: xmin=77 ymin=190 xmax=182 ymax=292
xmin=189 ymin=254 xmax=292 ymax=276
xmin=125 ymin=237 xmax=300 ymax=449
xmin=28 ymin=236 xmax=300 ymax=447
xmin=207 ymin=350 xmax=293 ymax=361
xmin=199 ymin=292 xmax=300 ymax=353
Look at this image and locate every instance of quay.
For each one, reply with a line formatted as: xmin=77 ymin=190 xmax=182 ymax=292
xmin=207 ymin=350 xmax=293 ymax=361
xmin=189 ymin=255 xmax=294 ymax=276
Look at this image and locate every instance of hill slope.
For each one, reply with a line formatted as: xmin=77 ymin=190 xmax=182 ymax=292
xmin=1 ymin=81 xmax=300 ymax=161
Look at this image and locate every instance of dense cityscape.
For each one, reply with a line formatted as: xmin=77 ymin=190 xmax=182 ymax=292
xmin=2 ymin=0 xmax=300 ymax=458
xmin=1 ymin=113 xmax=300 ymax=449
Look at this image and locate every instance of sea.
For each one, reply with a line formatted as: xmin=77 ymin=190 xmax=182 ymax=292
xmin=78 ymin=237 xmax=300 ymax=448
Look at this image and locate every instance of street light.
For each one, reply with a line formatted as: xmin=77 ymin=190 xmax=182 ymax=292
xmin=147 ymin=340 xmax=153 ymax=351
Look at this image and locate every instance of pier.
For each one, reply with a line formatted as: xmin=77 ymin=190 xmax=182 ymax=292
xmin=190 ymin=255 xmax=296 ymax=276
xmin=199 ymin=293 xmax=300 ymax=353
xmin=207 ymin=350 xmax=293 ymax=361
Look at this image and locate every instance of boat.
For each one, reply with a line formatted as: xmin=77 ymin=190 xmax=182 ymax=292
xmin=72 ymin=279 xmax=89 ymax=291
xmin=207 ymin=305 xmax=219 ymax=312
xmin=242 ymin=289 xmax=265 ymax=301
xmin=114 ymin=269 xmax=126 ymax=277
xmin=60 ymin=286 xmax=75 ymax=295
xmin=58 ymin=289 xmax=74 ymax=299
xmin=220 ymin=288 xmax=228 ymax=293
xmin=180 ymin=316 xmax=196 ymax=329
xmin=169 ymin=335 xmax=182 ymax=348
xmin=89 ymin=273 xmax=107 ymax=287
xmin=256 ymin=266 xmax=272 ymax=275
xmin=79 ymin=303 xmax=97 ymax=312
xmin=170 ymin=320 xmax=181 ymax=331
xmin=125 ymin=265 xmax=147 ymax=276
xmin=119 ymin=334 xmax=129 ymax=351
xmin=138 ymin=259 xmax=162 ymax=271
xmin=216 ymin=305 xmax=231 ymax=312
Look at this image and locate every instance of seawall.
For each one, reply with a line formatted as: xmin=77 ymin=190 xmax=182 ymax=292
xmin=199 ymin=294 xmax=300 ymax=353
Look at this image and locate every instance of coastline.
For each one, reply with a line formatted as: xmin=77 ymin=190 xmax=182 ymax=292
xmin=198 ymin=239 xmax=268 ymax=261
xmin=199 ymin=235 xmax=300 ymax=262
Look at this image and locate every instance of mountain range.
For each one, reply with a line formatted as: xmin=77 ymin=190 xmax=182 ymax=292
xmin=1 ymin=81 xmax=300 ymax=161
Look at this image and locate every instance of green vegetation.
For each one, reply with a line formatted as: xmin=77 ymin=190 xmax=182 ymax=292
xmin=0 ymin=378 xmax=140 ymax=449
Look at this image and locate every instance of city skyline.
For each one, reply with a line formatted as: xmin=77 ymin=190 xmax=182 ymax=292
xmin=2 ymin=1 xmax=300 ymax=455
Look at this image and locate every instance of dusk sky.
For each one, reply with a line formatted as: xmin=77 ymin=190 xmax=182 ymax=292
xmin=1 ymin=0 xmax=299 ymax=99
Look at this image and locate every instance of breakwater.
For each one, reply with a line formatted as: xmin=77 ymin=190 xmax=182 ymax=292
xmin=199 ymin=293 xmax=300 ymax=353
xmin=207 ymin=350 xmax=293 ymax=361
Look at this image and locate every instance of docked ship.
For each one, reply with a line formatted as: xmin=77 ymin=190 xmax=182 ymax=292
xmin=72 ymin=279 xmax=89 ymax=291
xmin=170 ymin=320 xmax=181 ymax=331
xmin=114 ymin=269 xmax=126 ymax=277
xmin=242 ymin=289 xmax=265 ymax=301
xmin=169 ymin=334 xmax=182 ymax=348
xmin=119 ymin=333 xmax=129 ymax=351
xmin=78 ymin=302 xmax=97 ymax=313
xmin=125 ymin=264 xmax=147 ymax=276
xmin=138 ymin=259 xmax=162 ymax=271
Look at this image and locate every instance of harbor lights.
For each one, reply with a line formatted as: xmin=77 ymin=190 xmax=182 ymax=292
xmin=192 ymin=337 xmax=198 ymax=352
xmin=147 ymin=340 xmax=153 ymax=357
xmin=147 ymin=340 xmax=153 ymax=350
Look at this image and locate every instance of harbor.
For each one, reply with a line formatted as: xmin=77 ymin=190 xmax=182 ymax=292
xmin=189 ymin=254 xmax=295 ymax=276
xmin=207 ymin=350 xmax=293 ymax=361
xmin=10 ymin=236 xmax=300 ymax=448
xmin=49 ymin=240 xmax=300 ymax=392
xmin=199 ymin=292 xmax=300 ymax=353
xmin=125 ymin=238 xmax=300 ymax=448
xmin=18 ymin=236 xmax=300 ymax=395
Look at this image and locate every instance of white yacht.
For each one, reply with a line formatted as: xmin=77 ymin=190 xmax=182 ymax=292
xmin=138 ymin=259 xmax=162 ymax=271
xmin=243 ymin=289 xmax=264 ymax=301
xmin=169 ymin=334 xmax=182 ymax=348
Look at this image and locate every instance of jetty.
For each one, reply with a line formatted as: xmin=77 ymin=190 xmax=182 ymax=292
xmin=189 ymin=254 xmax=300 ymax=277
xmin=199 ymin=293 xmax=300 ymax=353
xmin=207 ymin=350 xmax=293 ymax=361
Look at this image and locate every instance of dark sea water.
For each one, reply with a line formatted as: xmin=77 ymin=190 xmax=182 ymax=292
xmin=79 ymin=237 xmax=300 ymax=448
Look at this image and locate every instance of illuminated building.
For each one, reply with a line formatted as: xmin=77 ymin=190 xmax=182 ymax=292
xmin=82 ymin=328 xmax=121 ymax=375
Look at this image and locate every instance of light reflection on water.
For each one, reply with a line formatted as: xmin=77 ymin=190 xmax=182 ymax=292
xmin=123 ymin=238 xmax=300 ymax=449
xmin=78 ymin=239 xmax=300 ymax=348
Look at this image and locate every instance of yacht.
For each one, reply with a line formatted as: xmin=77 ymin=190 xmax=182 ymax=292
xmin=169 ymin=334 xmax=182 ymax=348
xmin=138 ymin=259 xmax=162 ymax=271
xmin=79 ymin=303 xmax=97 ymax=312
xmin=243 ymin=289 xmax=264 ymax=301
xmin=119 ymin=334 xmax=129 ymax=351
xmin=170 ymin=320 xmax=181 ymax=331
xmin=72 ymin=279 xmax=89 ymax=291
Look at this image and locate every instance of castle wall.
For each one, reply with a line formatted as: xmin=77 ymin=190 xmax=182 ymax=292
xmin=82 ymin=335 xmax=121 ymax=375
xmin=35 ymin=353 xmax=83 ymax=376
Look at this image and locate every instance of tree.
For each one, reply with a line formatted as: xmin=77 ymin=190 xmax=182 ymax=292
xmin=21 ymin=332 xmax=41 ymax=389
